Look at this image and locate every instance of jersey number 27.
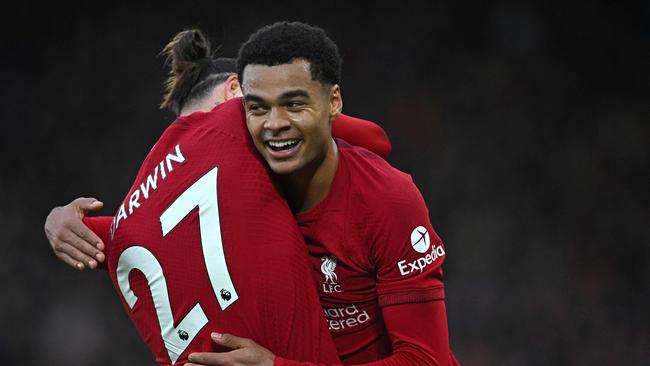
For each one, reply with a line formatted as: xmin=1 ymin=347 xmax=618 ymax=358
xmin=116 ymin=167 xmax=237 ymax=364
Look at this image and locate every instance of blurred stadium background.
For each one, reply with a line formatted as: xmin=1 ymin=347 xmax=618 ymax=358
xmin=1 ymin=1 xmax=648 ymax=364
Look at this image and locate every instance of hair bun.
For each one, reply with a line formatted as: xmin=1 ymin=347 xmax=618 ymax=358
xmin=160 ymin=29 xmax=213 ymax=115
xmin=163 ymin=29 xmax=211 ymax=74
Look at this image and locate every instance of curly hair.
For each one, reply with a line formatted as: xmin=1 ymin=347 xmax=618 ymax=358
xmin=236 ymin=21 xmax=342 ymax=87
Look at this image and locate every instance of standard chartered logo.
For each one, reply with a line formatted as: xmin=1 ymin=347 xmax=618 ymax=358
xmin=398 ymin=225 xmax=446 ymax=276
xmin=323 ymin=304 xmax=370 ymax=331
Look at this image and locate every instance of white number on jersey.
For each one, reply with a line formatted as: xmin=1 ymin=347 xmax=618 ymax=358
xmin=116 ymin=166 xmax=238 ymax=364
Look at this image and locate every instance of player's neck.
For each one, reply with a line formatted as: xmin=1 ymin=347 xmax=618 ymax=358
xmin=180 ymin=105 xmax=201 ymax=116
xmin=179 ymin=96 xmax=217 ymax=116
xmin=281 ymin=139 xmax=338 ymax=214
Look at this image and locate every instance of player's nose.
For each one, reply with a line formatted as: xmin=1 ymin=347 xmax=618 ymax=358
xmin=263 ymin=107 xmax=291 ymax=132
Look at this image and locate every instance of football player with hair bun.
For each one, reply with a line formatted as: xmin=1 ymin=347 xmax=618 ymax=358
xmin=43 ymin=27 xmax=391 ymax=366
xmin=45 ymin=28 xmax=392 ymax=273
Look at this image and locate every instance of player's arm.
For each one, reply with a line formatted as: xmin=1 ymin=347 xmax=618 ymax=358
xmin=187 ymin=312 xmax=456 ymax=366
xmin=82 ymin=215 xmax=113 ymax=247
xmin=188 ymin=187 xmax=458 ymax=366
xmin=374 ymin=300 xmax=459 ymax=366
xmin=332 ymin=114 xmax=392 ymax=158
xmin=274 ymin=303 xmax=456 ymax=365
xmin=44 ymin=197 xmax=108 ymax=270
xmin=361 ymin=176 xmax=458 ymax=365
xmin=186 ymin=191 xmax=458 ymax=366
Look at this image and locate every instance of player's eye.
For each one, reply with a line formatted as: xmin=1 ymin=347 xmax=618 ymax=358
xmin=286 ymin=101 xmax=305 ymax=109
xmin=248 ymin=104 xmax=268 ymax=114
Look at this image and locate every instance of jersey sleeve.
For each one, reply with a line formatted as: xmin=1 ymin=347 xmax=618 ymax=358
xmin=370 ymin=177 xmax=447 ymax=307
xmin=82 ymin=216 xmax=113 ymax=245
xmin=332 ymin=114 xmax=392 ymax=159
xmin=82 ymin=215 xmax=113 ymax=271
xmin=274 ymin=301 xmax=459 ymax=366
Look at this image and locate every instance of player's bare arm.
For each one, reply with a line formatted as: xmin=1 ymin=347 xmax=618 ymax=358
xmin=44 ymin=197 xmax=105 ymax=270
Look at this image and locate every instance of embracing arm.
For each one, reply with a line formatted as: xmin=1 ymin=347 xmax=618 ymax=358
xmin=186 ymin=300 xmax=458 ymax=366
xmin=44 ymin=197 xmax=109 ymax=270
xmin=82 ymin=215 xmax=113 ymax=249
xmin=186 ymin=174 xmax=461 ymax=366
xmin=332 ymin=114 xmax=392 ymax=159
xmin=273 ymin=300 xmax=457 ymax=366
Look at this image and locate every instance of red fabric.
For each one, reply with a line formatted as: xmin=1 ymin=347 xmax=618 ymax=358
xmin=82 ymin=216 xmax=112 ymax=245
xmin=332 ymin=115 xmax=392 ymax=159
xmin=104 ymin=98 xmax=339 ymax=365
xmin=294 ymin=139 xmax=456 ymax=364
xmin=84 ymin=111 xmax=455 ymax=366
xmin=274 ymin=301 xmax=459 ymax=366
xmin=82 ymin=216 xmax=112 ymax=271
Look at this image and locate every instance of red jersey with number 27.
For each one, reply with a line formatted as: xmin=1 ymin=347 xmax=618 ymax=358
xmin=105 ymin=98 xmax=339 ymax=365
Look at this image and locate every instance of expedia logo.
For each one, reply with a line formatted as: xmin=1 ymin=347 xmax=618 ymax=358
xmin=411 ymin=226 xmax=430 ymax=253
xmin=321 ymin=255 xmax=343 ymax=293
xmin=397 ymin=226 xmax=445 ymax=276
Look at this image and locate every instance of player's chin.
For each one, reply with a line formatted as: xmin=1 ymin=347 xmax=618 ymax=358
xmin=267 ymin=159 xmax=301 ymax=175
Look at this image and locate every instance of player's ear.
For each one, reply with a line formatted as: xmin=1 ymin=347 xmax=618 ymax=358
xmin=329 ymin=84 xmax=342 ymax=121
xmin=225 ymin=74 xmax=242 ymax=100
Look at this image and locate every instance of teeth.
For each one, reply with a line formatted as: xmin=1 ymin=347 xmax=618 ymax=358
xmin=268 ymin=139 xmax=299 ymax=148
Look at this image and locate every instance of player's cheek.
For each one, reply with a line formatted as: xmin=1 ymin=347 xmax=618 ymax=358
xmin=245 ymin=118 xmax=262 ymax=137
xmin=247 ymin=127 xmax=263 ymax=149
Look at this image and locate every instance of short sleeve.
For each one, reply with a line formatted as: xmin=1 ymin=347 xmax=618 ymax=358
xmin=371 ymin=178 xmax=447 ymax=307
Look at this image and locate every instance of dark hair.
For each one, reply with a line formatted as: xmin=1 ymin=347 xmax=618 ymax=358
xmin=236 ymin=21 xmax=342 ymax=87
xmin=160 ymin=29 xmax=236 ymax=115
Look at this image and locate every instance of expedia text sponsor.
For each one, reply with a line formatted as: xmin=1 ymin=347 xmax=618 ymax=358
xmin=397 ymin=244 xmax=445 ymax=276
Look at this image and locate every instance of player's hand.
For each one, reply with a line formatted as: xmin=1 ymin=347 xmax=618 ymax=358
xmin=44 ymin=197 xmax=105 ymax=270
xmin=185 ymin=332 xmax=275 ymax=366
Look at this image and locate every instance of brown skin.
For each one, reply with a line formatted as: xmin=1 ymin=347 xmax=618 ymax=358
xmin=185 ymin=333 xmax=274 ymax=366
xmin=44 ymin=197 xmax=105 ymax=269
xmin=243 ymin=59 xmax=342 ymax=212
xmin=180 ymin=74 xmax=243 ymax=116
xmin=187 ymin=60 xmax=344 ymax=366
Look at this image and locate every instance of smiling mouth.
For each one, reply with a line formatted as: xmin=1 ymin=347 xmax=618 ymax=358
xmin=266 ymin=139 xmax=301 ymax=152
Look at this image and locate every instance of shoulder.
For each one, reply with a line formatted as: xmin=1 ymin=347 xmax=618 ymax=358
xmin=338 ymin=140 xmax=425 ymax=217
xmin=338 ymin=142 xmax=441 ymax=273
xmin=332 ymin=115 xmax=392 ymax=158
xmin=175 ymin=98 xmax=248 ymax=142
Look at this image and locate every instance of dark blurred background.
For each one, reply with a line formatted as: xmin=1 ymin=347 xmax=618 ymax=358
xmin=1 ymin=1 xmax=648 ymax=365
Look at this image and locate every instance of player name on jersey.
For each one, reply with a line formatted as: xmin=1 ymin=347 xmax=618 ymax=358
xmin=110 ymin=144 xmax=186 ymax=239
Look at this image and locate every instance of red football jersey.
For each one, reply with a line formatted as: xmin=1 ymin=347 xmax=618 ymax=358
xmin=295 ymin=139 xmax=451 ymax=364
xmin=105 ymin=98 xmax=339 ymax=365
xmin=331 ymin=115 xmax=392 ymax=159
